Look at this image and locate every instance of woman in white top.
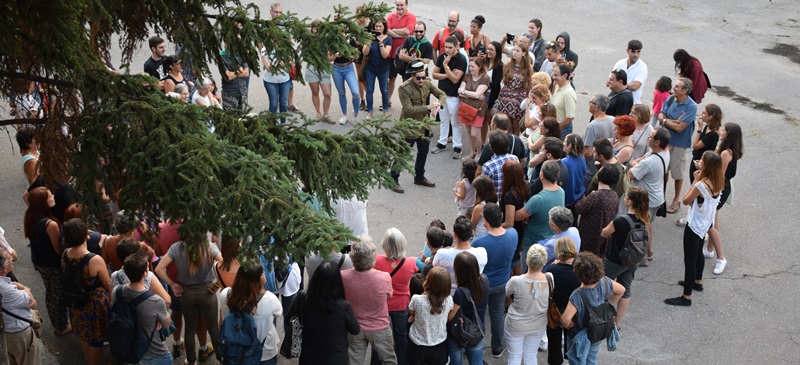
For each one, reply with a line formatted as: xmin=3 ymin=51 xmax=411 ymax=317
xmin=218 ymin=262 xmax=283 ymax=364
xmin=504 ymin=244 xmax=549 ymax=365
xmin=192 ymin=79 xmax=222 ymax=108
xmin=664 ymin=151 xmax=724 ymax=307
xmin=407 ymin=266 xmax=457 ymax=365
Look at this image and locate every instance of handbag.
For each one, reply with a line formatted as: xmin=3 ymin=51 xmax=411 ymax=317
xmin=545 ymin=273 xmax=561 ymax=329
xmin=458 ymin=102 xmax=479 ymax=122
xmin=280 ymin=291 xmax=304 ymax=358
xmin=446 ymin=287 xmax=484 ymax=347
xmin=2 ymin=308 xmax=42 ymax=338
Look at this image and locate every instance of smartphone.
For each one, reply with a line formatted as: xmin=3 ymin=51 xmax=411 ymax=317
xmin=371 ymin=30 xmax=382 ymax=37
xmin=506 ymin=33 xmax=515 ymax=44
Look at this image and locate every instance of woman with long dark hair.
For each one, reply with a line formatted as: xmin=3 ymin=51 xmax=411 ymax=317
xmin=600 ymin=186 xmax=650 ymax=328
xmin=407 ymin=266 xmax=457 ymax=365
xmin=482 ymin=41 xmax=504 ymax=142
xmin=156 ymin=236 xmax=223 ymax=365
xmin=492 ymin=44 xmax=533 ymax=135
xmin=218 ymin=262 xmax=283 ymax=365
xmin=299 ymin=261 xmax=360 ymax=365
xmin=528 ymin=19 xmax=546 ymax=71
xmin=500 ymin=160 xmax=529 ymax=275
xmin=24 ymin=186 xmax=70 ymax=336
xmin=213 ymin=234 xmax=241 ymax=290
xmin=447 ymin=252 xmax=488 ymax=365
xmin=705 ymin=122 xmax=744 ymax=275
xmin=362 ymin=20 xmax=392 ymax=118
xmin=665 ymin=150 xmax=724 ymax=306
xmin=673 ymin=49 xmax=708 ymax=103
xmin=470 ymin=175 xmax=498 ymax=240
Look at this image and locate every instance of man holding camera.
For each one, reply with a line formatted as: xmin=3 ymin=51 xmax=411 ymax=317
xmin=391 ymin=60 xmax=446 ymax=193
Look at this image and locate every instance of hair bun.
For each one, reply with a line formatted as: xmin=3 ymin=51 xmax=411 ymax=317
xmin=473 ymin=15 xmax=485 ymax=26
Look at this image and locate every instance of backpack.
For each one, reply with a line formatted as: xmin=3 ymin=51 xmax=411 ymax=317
xmin=61 ymin=251 xmax=101 ymax=309
xmin=108 ymin=286 xmax=157 ymax=363
xmin=219 ymin=294 xmax=266 ymax=365
xmin=617 ymin=215 xmax=649 ymax=266
xmin=576 ymin=278 xmax=617 ymax=344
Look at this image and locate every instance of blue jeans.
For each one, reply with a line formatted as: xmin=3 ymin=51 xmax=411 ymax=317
xmin=140 ymin=352 xmax=174 ymax=365
xmin=365 ymin=67 xmax=389 ymax=113
xmin=371 ymin=309 xmax=408 ymax=365
xmin=264 ymin=79 xmax=291 ymax=123
xmin=487 ymin=285 xmax=506 ymax=351
xmin=566 ymin=335 xmax=601 ymax=365
xmin=447 ymin=336 xmax=484 ymax=365
xmin=560 ymin=123 xmax=573 ymax=139
xmin=260 ymin=356 xmax=278 ymax=365
xmin=332 ymin=64 xmax=361 ymax=115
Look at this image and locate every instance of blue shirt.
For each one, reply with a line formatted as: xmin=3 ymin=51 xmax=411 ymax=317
xmin=472 ymin=228 xmax=518 ymax=287
xmin=561 ymin=155 xmax=586 ymax=205
xmin=367 ymin=37 xmax=393 ymax=72
xmin=539 ymin=227 xmax=582 ymax=267
xmin=660 ymin=96 xmax=697 ymax=148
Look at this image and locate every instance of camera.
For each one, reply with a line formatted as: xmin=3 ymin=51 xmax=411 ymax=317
xmin=506 ymin=33 xmax=516 ymax=44
xmin=371 ymin=30 xmax=382 ymax=37
xmin=341 ymin=244 xmax=352 ymax=254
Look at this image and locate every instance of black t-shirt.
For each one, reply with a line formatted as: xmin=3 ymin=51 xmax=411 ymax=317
xmin=692 ymin=127 xmax=719 ymax=161
xmin=28 ymin=177 xmax=75 ymax=223
xmin=333 ymin=39 xmax=359 ymax=64
xmin=435 ymin=52 xmax=467 ymax=96
xmin=501 ymin=191 xmax=526 ymax=246
xmin=529 ymin=160 xmax=570 ymax=196
xmin=606 ymin=214 xmax=643 ymax=264
xmin=478 ymin=133 xmax=528 ymax=166
xmin=143 ymin=57 xmax=166 ymax=80
xmin=606 ymin=89 xmax=633 ymax=117
xmin=543 ymin=262 xmax=581 ymax=311
xmin=400 ymin=36 xmax=434 ymax=62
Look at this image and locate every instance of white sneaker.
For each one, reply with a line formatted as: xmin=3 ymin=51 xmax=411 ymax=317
xmin=338 ymin=116 xmax=347 ymax=125
xmin=703 ymin=246 xmax=715 ymax=259
xmin=713 ymin=258 xmax=727 ymax=275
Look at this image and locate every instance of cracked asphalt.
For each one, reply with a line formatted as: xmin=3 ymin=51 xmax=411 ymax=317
xmin=1 ymin=0 xmax=798 ymax=364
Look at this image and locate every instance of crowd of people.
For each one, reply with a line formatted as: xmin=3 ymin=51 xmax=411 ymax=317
xmin=1 ymin=1 xmax=749 ymax=365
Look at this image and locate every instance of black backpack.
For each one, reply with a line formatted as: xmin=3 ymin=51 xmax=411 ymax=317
xmin=576 ymin=278 xmax=617 ymax=344
xmin=108 ymin=286 xmax=157 ymax=363
xmin=61 ymin=252 xmax=101 ymax=309
xmin=446 ymin=287 xmax=484 ymax=347
xmin=617 ymin=215 xmax=648 ymax=266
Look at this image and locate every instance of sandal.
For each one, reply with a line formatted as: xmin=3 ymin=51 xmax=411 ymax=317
xmin=54 ymin=325 xmax=72 ymax=336
xmin=667 ymin=201 xmax=680 ymax=214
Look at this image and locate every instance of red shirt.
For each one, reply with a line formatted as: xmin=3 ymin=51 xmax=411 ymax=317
xmin=374 ymin=255 xmax=419 ymax=311
xmin=385 ymin=11 xmax=417 ymax=59
xmin=431 ymin=27 xmax=471 ymax=53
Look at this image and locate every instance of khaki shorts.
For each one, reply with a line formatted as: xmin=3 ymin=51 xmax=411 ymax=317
xmin=669 ymin=145 xmax=688 ymax=178
xmin=305 ymin=66 xmax=331 ymax=84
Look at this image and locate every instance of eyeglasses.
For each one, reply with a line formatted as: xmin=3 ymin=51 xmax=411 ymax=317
xmin=415 ymin=76 xmax=426 ymax=80
xmin=414 ymin=30 xmax=425 ymax=34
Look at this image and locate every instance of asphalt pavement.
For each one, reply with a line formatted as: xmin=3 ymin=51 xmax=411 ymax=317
xmin=1 ymin=0 xmax=799 ymax=364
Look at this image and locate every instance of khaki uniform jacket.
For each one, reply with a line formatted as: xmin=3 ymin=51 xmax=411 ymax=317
xmin=399 ymin=79 xmax=447 ymax=122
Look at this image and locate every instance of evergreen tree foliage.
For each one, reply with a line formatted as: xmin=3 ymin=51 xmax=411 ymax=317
xmin=1 ymin=1 xmax=432 ymax=261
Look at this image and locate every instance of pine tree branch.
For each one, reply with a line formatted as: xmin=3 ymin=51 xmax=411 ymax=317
xmin=0 ymin=71 xmax=75 ymax=88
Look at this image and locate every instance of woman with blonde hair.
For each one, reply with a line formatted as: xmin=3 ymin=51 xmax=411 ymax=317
xmin=542 ymin=238 xmax=580 ymax=365
xmin=504 ymin=244 xmax=550 ymax=364
xmin=156 ymin=236 xmax=223 ymax=364
xmin=492 ymin=44 xmax=533 ymax=135
xmin=629 ymin=104 xmax=653 ymax=161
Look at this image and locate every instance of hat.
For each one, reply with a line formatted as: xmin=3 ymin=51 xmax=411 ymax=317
xmin=405 ymin=59 xmax=426 ymax=75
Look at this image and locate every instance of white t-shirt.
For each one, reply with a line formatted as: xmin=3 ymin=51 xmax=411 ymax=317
xmin=332 ymin=197 xmax=369 ymax=237
xmin=218 ymin=288 xmax=283 ymax=361
xmin=613 ymin=58 xmax=648 ymax=104
xmin=432 ymin=246 xmax=488 ymax=295
xmin=408 ymin=294 xmax=453 ymax=346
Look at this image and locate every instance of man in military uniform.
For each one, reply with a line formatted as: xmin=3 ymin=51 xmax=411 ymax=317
xmin=390 ymin=60 xmax=446 ymax=193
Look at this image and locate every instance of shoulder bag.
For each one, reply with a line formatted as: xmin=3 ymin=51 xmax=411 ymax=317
xmin=545 ymin=273 xmax=561 ymax=329
xmin=446 ymin=287 xmax=485 ymax=347
xmin=2 ymin=308 xmax=42 ymax=338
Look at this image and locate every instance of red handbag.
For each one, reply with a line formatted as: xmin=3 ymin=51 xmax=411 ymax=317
xmin=458 ymin=102 xmax=479 ymax=122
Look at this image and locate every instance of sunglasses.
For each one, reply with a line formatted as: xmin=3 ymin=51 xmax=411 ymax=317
xmin=415 ymin=76 xmax=426 ymax=80
xmin=414 ymin=30 xmax=425 ymax=34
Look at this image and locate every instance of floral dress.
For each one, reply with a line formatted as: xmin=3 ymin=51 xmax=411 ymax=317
xmin=492 ymin=65 xmax=529 ymax=123
xmin=62 ymin=253 xmax=110 ymax=344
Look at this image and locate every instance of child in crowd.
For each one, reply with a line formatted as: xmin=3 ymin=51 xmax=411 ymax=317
xmin=651 ymin=76 xmax=672 ymax=126
xmin=110 ymin=237 xmax=171 ymax=306
xmin=407 ymin=267 xmax=457 ymax=365
xmin=470 ymin=175 xmax=498 ymax=240
xmin=417 ymin=219 xmax=447 ymax=269
xmin=454 ymin=158 xmax=479 ymax=218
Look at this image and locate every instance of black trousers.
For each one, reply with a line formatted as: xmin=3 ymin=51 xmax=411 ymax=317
xmin=546 ymin=325 xmax=566 ymax=365
xmin=391 ymin=130 xmax=431 ymax=182
xmin=682 ymin=226 xmax=706 ymax=296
